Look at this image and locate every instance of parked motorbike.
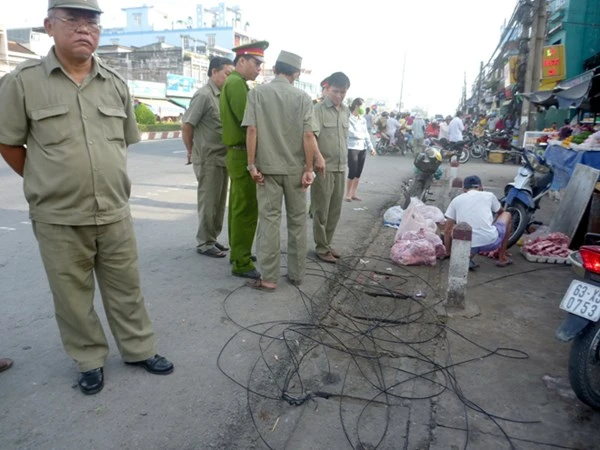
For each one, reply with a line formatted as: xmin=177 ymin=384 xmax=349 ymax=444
xmin=430 ymin=138 xmax=471 ymax=164
xmin=556 ymin=234 xmax=600 ymax=410
xmin=401 ymin=148 xmax=442 ymax=209
xmin=502 ymin=145 xmax=554 ymax=248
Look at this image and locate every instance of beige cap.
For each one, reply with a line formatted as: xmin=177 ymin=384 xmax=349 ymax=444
xmin=276 ymin=50 xmax=302 ymax=71
xmin=48 ymin=0 xmax=103 ymax=13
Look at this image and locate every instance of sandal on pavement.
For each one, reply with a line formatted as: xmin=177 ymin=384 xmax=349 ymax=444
xmin=351 ymin=196 xmax=362 ymax=201
xmin=344 ymin=198 xmax=352 ymax=202
xmin=215 ymin=242 xmax=229 ymax=251
xmin=496 ymin=258 xmax=513 ymax=268
xmin=468 ymin=259 xmax=479 ymax=271
xmin=198 ymin=246 xmax=226 ymax=258
xmin=246 ymin=279 xmax=276 ymax=292
xmin=330 ymin=248 xmax=341 ymax=258
xmin=317 ymin=252 xmax=337 ymax=264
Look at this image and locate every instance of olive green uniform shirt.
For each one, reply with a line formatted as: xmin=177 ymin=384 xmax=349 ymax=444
xmin=313 ymin=98 xmax=350 ymax=172
xmin=242 ymin=77 xmax=315 ymax=175
xmin=220 ymin=70 xmax=249 ymax=147
xmin=0 ymin=48 xmax=140 ymax=226
xmin=183 ymin=79 xmax=226 ymax=166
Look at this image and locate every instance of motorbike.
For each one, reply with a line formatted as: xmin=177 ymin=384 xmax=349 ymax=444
xmin=556 ymin=234 xmax=600 ymax=410
xmin=430 ymin=137 xmax=471 ymax=164
xmin=401 ymin=147 xmax=443 ymax=209
xmin=375 ymin=128 xmax=411 ymax=156
xmin=502 ymin=145 xmax=554 ymax=248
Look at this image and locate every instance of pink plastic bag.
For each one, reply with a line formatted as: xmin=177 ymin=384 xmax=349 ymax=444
xmin=395 ymin=199 xmax=437 ymax=241
xmin=390 ymin=239 xmax=437 ymax=266
xmin=398 ymin=229 xmax=446 ymax=259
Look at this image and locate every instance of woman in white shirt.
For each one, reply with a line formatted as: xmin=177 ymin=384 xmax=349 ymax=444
xmin=346 ymin=98 xmax=375 ymax=202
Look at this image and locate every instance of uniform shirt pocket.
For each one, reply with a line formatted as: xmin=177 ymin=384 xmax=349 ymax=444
xmin=98 ymin=105 xmax=127 ymax=142
xmin=30 ymin=104 xmax=71 ymax=146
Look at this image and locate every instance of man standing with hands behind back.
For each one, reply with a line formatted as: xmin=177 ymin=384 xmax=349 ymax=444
xmin=220 ymin=40 xmax=269 ymax=280
xmin=243 ymin=51 xmax=318 ymax=291
xmin=0 ymin=0 xmax=173 ymax=396
xmin=311 ymin=71 xmax=351 ymax=264
xmin=182 ymin=56 xmax=234 ymax=258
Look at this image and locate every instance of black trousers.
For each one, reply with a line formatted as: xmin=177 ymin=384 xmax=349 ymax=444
xmin=347 ymin=149 xmax=367 ymax=179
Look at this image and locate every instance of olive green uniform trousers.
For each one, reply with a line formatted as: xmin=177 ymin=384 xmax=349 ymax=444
xmin=32 ymin=217 xmax=156 ymax=372
xmin=193 ymin=163 xmax=228 ymax=252
xmin=226 ymin=148 xmax=258 ymax=274
xmin=310 ymin=171 xmax=345 ymax=255
xmin=256 ymin=174 xmax=307 ymax=283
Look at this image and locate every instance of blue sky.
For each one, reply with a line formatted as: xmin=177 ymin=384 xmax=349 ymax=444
xmin=4 ymin=0 xmax=517 ymax=115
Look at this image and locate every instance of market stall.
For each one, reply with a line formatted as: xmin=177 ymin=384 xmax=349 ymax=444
xmin=545 ymin=144 xmax=600 ymax=190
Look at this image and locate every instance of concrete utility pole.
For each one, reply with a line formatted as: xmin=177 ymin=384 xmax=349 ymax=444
xmin=476 ymin=61 xmax=484 ymax=116
xmin=398 ymin=52 xmax=406 ymax=112
xmin=519 ymin=0 xmax=547 ymax=144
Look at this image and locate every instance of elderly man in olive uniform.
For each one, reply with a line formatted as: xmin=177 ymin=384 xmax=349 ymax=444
xmin=220 ymin=41 xmax=269 ymax=279
xmin=0 ymin=0 xmax=173 ymax=396
xmin=311 ymin=72 xmax=351 ymax=264
xmin=183 ymin=56 xmax=234 ymax=258
xmin=243 ymin=51 xmax=318 ymax=291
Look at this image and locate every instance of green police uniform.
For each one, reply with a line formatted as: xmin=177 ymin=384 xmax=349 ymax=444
xmin=0 ymin=48 xmax=156 ymax=372
xmin=242 ymin=53 xmax=315 ymax=284
xmin=312 ymin=98 xmax=350 ymax=256
xmin=220 ymin=70 xmax=258 ymax=274
xmin=183 ymin=79 xmax=228 ymax=253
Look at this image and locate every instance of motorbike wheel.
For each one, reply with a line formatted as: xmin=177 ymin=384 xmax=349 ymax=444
xmin=505 ymin=201 xmax=529 ymax=248
xmin=568 ymin=321 xmax=600 ymax=410
xmin=458 ymin=148 xmax=470 ymax=164
xmin=471 ymin=144 xmax=486 ymax=159
xmin=402 ymin=177 xmax=426 ymax=210
xmin=375 ymin=140 xmax=386 ymax=156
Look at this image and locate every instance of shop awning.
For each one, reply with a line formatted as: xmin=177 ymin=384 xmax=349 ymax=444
xmin=138 ymin=98 xmax=185 ymax=118
xmin=168 ymin=97 xmax=191 ymax=109
xmin=554 ymin=74 xmax=594 ymax=109
xmin=519 ymin=90 xmax=557 ymax=107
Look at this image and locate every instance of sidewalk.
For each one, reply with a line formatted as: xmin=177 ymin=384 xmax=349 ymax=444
xmin=225 ymin=167 xmax=600 ymax=449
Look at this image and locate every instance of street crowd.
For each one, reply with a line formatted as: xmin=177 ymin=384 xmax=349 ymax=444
xmin=0 ymin=0 xmax=375 ymax=395
xmin=0 ymin=0 xmax=517 ymax=397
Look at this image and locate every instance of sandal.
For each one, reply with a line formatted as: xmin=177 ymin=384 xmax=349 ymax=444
xmin=215 ymin=242 xmax=229 ymax=251
xmin=351 ymin=196 xmax=362 ymax=201
xmin=496 ymin=258 xmax=513 ymax=268
xmin=246 ymin=279 xmax=276 ymax=292
xmin=344 ymin=198 xmax=352 ymax=202
xmin=198 ymin=246 xmax=226 ymax=258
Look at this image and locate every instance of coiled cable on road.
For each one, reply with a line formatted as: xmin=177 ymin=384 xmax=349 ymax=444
xmin=216 ymin=254 xmax=574 ymax=450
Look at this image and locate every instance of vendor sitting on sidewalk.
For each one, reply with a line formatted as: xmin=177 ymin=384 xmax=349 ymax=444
xmin=444 ymin=175 xmax=512 ymax=269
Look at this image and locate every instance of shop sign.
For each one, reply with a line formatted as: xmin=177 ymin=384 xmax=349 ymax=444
xmin=542 ymin=45 xmax=566 ymax=80
xmin=127 ymin=80 xmax=166 ymax=99
xmin=166 ymin=74 xmax=198 ymax=98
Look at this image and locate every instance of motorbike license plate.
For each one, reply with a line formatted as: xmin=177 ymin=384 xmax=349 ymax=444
xmin=560 ymin=280 xmax=600 ymax=322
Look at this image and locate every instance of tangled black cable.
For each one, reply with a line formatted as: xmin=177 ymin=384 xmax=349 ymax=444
xmin=216 ymin=253 xmax=575 ymax=450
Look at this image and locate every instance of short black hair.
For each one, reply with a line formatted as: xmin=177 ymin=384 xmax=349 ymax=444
xmin=327 ymin=72 xmax=350 ymax=89
xmin=456 ymin=111 xmax=464 ymax=117
xmin=208 ymin=56 xmax=234 ymax=78
xmin=274 ymin=61 xmax=299 ymax=76
xmin=233 ymin=54 xmax=255 ymax=66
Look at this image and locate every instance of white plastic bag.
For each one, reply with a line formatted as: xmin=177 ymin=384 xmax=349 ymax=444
xmin=383 ymin=206 xmax=404 ymax=228
xmin=395 ymin=198 xmax=437 ymax=241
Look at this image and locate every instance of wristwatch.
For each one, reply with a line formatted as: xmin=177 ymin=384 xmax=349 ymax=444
xmin=246 ymin=164 xmax=256 ymax=172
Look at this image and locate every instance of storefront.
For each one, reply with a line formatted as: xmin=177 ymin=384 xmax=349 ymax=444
xmin=128 ymin=79 xmax=186 ymax=121
xmin=165 ymin=73 xmax=197 ymax=111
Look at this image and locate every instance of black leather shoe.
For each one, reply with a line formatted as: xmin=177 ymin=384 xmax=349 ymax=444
xmin=232 ymin=268 xmax=261 ymax=279
xmin=78 ymin=368 xmax=104 ymax=395
xmin=126 ymin=354 xmax=174 ymax=375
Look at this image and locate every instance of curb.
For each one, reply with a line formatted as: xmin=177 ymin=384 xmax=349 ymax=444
xmin=140 ymin=131 xmax=182 ymax=141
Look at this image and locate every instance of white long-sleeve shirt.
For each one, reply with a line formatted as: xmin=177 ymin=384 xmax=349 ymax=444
xmin=448 ymin=117 xmax=464 ymax=142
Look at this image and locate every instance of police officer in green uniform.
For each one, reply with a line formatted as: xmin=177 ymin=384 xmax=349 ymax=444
xmin=243 ymin=51 xmax=318 ymax=291
xmin=182 ymin=56 xmax=234 ymax=258
xmin=220 ymin=41 xmax=269 ymax=279
xmin=311 ymin=72 xmax=351 ymax=263
xmin=0 ymin=0 xmax=173 ymax=395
